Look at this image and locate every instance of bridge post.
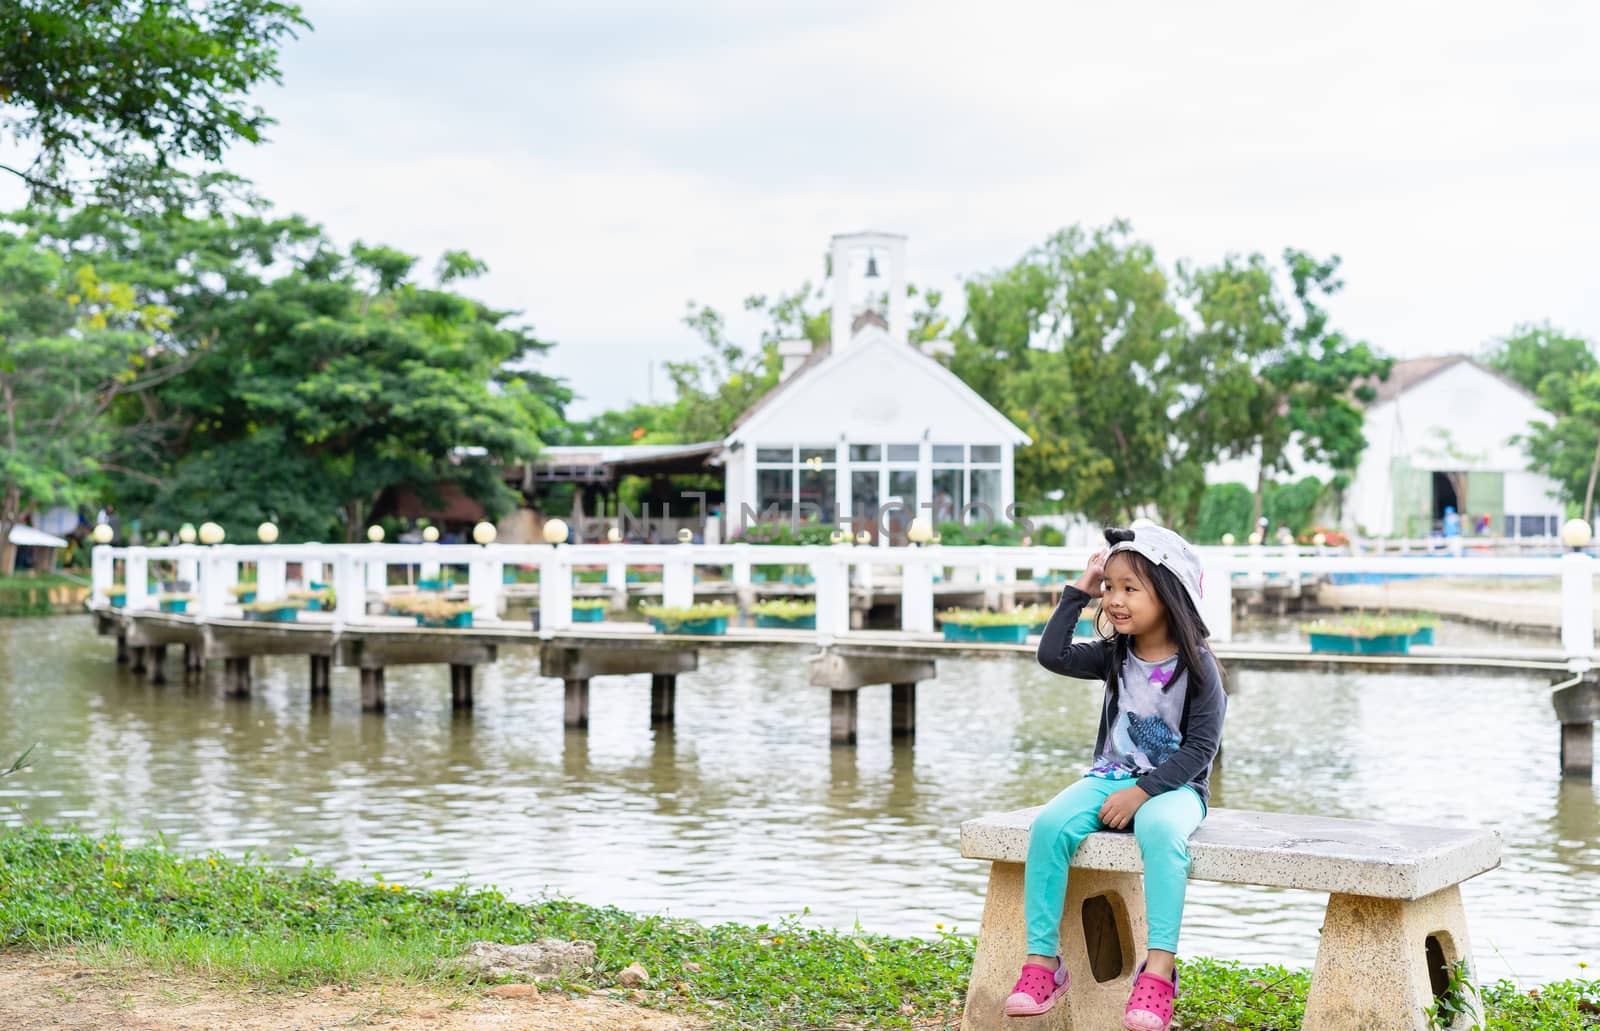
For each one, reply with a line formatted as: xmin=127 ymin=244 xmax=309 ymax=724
xmin=360 ymin=667 xmax=385 ymax=711
xmin=900 ymin=553 xmax=934 ymax=634
xmin=128 ymin=645 xmax=147 ymax=676
xmin=830 ymin=690 xmax=858 ymax=744
xmin=662 ymin=552 xmax=694 ymax=610
xmin=814 ymin=547 xmax=850 ymax=641
xmin=1561 ymin=550 xmax=1594 ymax=675
xmin=309 ymin=654 xmax=331 ymax=696
xmin=116 ymin=633 xmax=129 ymax=665
xmin=92 ymin=546 xmax=115 ymax=604
xmin=365 ymin=549 xmax=388 ymax=596
xmin=650 ymin=673 xmax=676 ymax=723
xmin=563 ymin=678 xmax=589 ymax=727
xmin=539 ymin=546 xmax=573 ymax=634
xmin=256 ymin=555 xmax=287 ymax=604
xmin=184 ymin=643 xmax=203 ymax=673
xmin=1199 ymin=551 xmax=1233 ymax=643
xmin=1553 ymin=676 xmax=1598 ymax=777
xmin=224 ymin=656 xmax=251 ymax=698
xmin=149 ymin=644 xmax=168 ymax=685
xmin=731 ymin=543 xmax=754 ymax=615
xmin=125 ymin=549 xmax=150 ymax=612
xmin=606 ymin=552 xmax=628 ymax=611
xmin=891 ymin=682 xmax=916 ymax=737
xmin=450 ymin=663 xmax=474 ymax=710
xmin=333 ymin=551 xmax=365 ymax=628
xmin=468 ymin=553 xmax=501 ymax=624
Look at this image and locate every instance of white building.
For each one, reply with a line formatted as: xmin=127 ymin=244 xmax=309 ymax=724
xmin=719 ymin=231 xmax=1030 ymax=540
xmin=1206 ymin=355 xmax=1565 ymax=537
xmin=1345 ymin=355 xmax=1563 ymax=537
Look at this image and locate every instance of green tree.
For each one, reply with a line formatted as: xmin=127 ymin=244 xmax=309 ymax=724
xmin=0 ymin=0 xmax=309 ymax=206
xmin=1181 ymin=250 xmax=1391 ymax=526
xmin=1521 ymin=368 xmax=1600 ymax=521
xmin=1482 ymin=322 xmax=1596 ymax=396
xmin=952 ymin=221 xmax=1190 ymax=523
xmin=25 ymin=206 xmax=570 ymax=542
xmin=0 ymin=229 xmax=172 ymax=574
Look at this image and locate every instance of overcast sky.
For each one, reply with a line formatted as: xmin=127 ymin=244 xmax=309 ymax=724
xmin=17 ymin=1 xmax=1600 ymax=417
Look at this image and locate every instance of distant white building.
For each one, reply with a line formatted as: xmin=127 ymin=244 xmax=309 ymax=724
xmin=1206 ymin=355 xmax=1565 ymax=537
xmin=1346 ymin=356 xmax=1563 ymax=537
xmin=718 ymin=231 xmax=1030 ymax=540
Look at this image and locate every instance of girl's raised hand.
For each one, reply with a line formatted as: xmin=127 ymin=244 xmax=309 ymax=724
xmin=1074 ymin=549 xmax=1108 ymax=598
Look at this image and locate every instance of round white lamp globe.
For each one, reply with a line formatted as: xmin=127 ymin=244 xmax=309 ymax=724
xmin=421 ymin=526 xmax=440 ymax=543
xmin=1561 ymin=518 xmax=1593 ymax=550
xmin=178 ymin=523 xmax=197 ymax=544
xmin=829 ymin=529 xmax=845 ymax=545
xmin=606 ymin=526 xmax=622 ymax=544
xmin=1221 ymin=533 xmax=1236 ymax=546
xmin=473 ymin=521 xmax=498 ymax=545
xmin=1247 ymin=530 xmax=1264 ymax=546
xmin=677 ymin=528 xmax=694 ymax=544
xmin=856 ymin=530 xmax=873 ymax=545
xmin=541 ymin=518 xmax=567 ymax=545
xmin=907 ymin=518 xmax=933 ymax=545
xmin=198 ymin=521 xmax=225 ymax=545
xmin=257 ymin=522 xmax=279 ymax=544
xmin=366 ymin=525 xmax=385 ymax=543
xmin=1312 ymin=532 xmax=1328 ymax=547
xmin=91 ymin=523 xmax=115 ymax=545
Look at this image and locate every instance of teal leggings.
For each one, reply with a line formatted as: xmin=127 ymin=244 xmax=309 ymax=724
xmin=1023 ymin=776 xmax=1205 ymax=956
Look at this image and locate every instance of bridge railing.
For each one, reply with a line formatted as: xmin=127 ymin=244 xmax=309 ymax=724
xmin=89 ymin=541 xmax=1598 ymax=671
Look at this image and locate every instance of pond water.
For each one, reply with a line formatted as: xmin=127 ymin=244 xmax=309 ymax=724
xmin=1 ymin=615 xmax=1595 ymax=985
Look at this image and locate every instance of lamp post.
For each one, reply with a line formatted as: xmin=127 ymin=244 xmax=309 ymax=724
xmin=1562 ymin=518 xmax=1593 ymax=552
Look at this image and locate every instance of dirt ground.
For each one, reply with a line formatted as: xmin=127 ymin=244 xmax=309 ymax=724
xmin=0 ymin=952 xmax=702 ymax=1030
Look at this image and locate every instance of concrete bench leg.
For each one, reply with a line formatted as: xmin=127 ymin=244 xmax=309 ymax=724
xmin=1302 ymin=886 xmax=1481 ymax=1031
xmin=961 ymin=861 xmax=1146 ymax=1030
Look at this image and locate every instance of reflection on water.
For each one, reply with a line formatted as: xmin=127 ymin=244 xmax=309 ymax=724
xmin=2 ymin=616 xmax=1596 ymax=984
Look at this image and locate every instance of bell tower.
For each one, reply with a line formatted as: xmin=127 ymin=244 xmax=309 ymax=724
xmin=829 ymin=231 xmax=908 ymax=354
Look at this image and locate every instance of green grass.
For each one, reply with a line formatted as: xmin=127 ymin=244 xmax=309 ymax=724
xmin=1 ymin=829 xmax=1597 ymax=1029
xmin=0 ymin=571 xmax=89 ymax=617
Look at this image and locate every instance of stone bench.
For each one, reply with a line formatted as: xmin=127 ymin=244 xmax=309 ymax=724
xmin=959 ymin=806 xmax=1501 ymax=1031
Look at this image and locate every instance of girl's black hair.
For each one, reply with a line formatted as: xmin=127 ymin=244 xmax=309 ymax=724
xmin=1096 ymin=527 xmax=1222 ymax=693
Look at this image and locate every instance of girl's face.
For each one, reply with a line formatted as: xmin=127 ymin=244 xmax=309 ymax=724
xmin=1102 ymin=552 xmax=1169 ymax=639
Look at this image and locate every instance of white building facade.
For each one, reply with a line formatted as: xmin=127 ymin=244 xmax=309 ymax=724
xmin=720 ymin=232 xmax=1030 ymax=540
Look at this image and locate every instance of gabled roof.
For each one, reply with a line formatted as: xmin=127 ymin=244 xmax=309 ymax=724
xmin=725 ymin=325 xmax=1030 ymax=446
xmin=1372 ymin=355 xmax=1536 ymax=404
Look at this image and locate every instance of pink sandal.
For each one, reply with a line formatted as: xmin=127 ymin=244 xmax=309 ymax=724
xmin=1123 ymin=960 xmax=1178 ymax=1030
xmin=1003 ymin=958 xmax=1069 ymax=1017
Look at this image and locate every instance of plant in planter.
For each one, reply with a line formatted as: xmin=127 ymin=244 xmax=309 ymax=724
xmin=156 ymin=592 xmax=195 ymax=614
xmin=239 ymin=598 xmax=303 ymax=623
xmin=1300 ymin=614 xmax=1420 ymax=655
xmin=752 ymin=598 xmax=817 ymax=629
xmin=107 ymin=583 xmax=127 ymax=607
xmin=642 ymin=601 xmax=737 ymax=636
xmin=228 ymin=583 xmax=259 ymax=604
xmin=288 ymin=587 xmax=335 ymax=612
xmin=571 ymin=597 xmax=609 ymax=623
xmin=410 ymin=596 xmax=474 ymax=629
xmin=938 ymin=607 xmax=1038 ymax=644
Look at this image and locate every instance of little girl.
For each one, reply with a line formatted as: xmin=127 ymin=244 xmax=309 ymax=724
xmin=1005 ymin=525 xmax=1225 ymax=1031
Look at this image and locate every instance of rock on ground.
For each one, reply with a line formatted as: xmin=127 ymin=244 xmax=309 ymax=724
xmin=453 ymin=939 xmax=598 ymax=980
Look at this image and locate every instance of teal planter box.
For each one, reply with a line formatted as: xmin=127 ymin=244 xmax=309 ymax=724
xmin=159 ymin=598 xmax=190 ymax=614
xmin=750 ymin=570 xmax=771 ymax=583
xmin=244 ymin=607 xmax=298 ymax=623
xmin=571 ymin=606 xmax=607 ymax=623
xmin=108 ymin=593 xmax=126 ymax=608
xmin=942 ymin=623 xmax=1031 ymax=644
xmin=781 ymin=572 xmax=815 ymax=585
xmin=1309 ymin=632 xmax=1410 ymax=655
xmin=417 ymin=612 xmax=472 ymax=629
xmin=756 ymin=614 xmax=816 ymax=630
xmin=235 ymin=591 xmax=257 ymax=604
xmin=305 ymin=599 xmax=325 ymax=612
xmin=649 ymin=616 xmax=728 ymax=636
xmin=1032 ymin=572 xmax=1067 ymax=584
xmin=1410 ymin=626 xmax=1435 ymax=646
xmin=417 ymin=578 xmax=451 ymax=592
xmin=1075 ymin=616 xmax=1097 ymax=638
xmin=309 ymin=581 xmax=330 ymax=591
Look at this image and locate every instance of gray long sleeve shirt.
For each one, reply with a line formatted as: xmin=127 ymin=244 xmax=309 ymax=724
xmin=1035 ymin=586 xmax=1226 ymax=806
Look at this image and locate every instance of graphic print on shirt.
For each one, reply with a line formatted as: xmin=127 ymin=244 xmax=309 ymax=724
xmin=1087 ymin=652 xmax=1187 ymax=780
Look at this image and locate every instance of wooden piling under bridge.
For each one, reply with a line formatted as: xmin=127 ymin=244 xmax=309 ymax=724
xmin=92 ymin=606 xmax=1599 ymax=776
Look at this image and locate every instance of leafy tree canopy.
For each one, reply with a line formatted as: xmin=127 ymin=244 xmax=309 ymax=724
xmin=1483 ymin=321 xmax=1597 ymax=397
xmin=18 ymin=204 xmax=570 ymax=542
xmin=1 ymin=0 xmax=309 ymax=208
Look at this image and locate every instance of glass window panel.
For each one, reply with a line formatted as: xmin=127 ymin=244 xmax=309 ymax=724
xmin=851 ymin=471 xmax=880 ymax=520
xmin=932 ymin=445 xmax=965 ymax=463
xmin=971 ymin=468 xmax=1002 ymax=518
xmin=971 ymin=445 xmax=1002 ymax=464
xmin=883 ymin=470 xmax=918 ymax=538
xmin=887 ymin=444 xmax=919 ymax=462
xmin=932 ymin=468 xmax=964 ymax=523
xmin=799 ymin=447 xmax=834 ymax=464
xmin=849 ymin=444 xmax=881 ymax=462
xmin=756 ymin=447 xmax=793 ymax=463
xmin=757 ymin=468 xmax=794 ymax=514
xmin=798 ymin=468 xmax=837 ymax=522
